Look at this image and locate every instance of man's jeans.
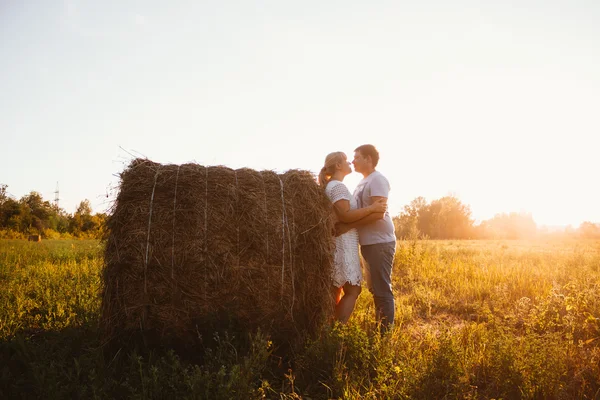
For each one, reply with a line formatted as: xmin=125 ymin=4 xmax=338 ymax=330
xmin=361 ymin=241 xmax=396 ymax=332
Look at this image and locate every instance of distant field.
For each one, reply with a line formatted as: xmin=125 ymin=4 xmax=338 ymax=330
xmin=1 ymin=238 xmax=599 ymax=399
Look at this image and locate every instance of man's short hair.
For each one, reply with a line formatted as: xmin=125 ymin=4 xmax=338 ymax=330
xmin=354 ymin=144 xmax=380 ymax=167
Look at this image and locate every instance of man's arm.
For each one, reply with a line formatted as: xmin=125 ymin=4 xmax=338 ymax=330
xmin=333 ymin=198 xmax=386 ymax=223
xmin=335 ymin=196 xmax=388 ymax=236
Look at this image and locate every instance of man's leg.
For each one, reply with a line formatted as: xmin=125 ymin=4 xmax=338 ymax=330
xmin=361 ymin=241 xmax=396 ymax=332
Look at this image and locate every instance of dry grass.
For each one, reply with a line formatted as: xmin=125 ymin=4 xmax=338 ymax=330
xmin=100 ymin=159 xmax=336 ymax=350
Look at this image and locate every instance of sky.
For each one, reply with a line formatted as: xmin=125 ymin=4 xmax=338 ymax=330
xmin=1 ymin=0 xmax=599 ymax=227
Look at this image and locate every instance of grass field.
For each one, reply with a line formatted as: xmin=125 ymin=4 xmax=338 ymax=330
xmin=1 ymin=239 xmax=600 ymax=399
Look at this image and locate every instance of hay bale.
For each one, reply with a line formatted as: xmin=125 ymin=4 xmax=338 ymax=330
xmin=28 ymin=235 xmax=41 ymax=242
xmin=100 ymin=159 xmax=335 ymax=349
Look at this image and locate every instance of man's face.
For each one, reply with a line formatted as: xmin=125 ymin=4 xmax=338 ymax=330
xmin=352 ymin=151 xmax=369 ymax=173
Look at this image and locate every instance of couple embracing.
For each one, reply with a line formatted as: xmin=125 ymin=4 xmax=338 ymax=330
xmin=319 ymin=144 xmax=396 ymax=333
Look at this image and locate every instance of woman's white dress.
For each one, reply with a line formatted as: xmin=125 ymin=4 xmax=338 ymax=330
xmin=325 ymin=180 xmax=363 ymax=288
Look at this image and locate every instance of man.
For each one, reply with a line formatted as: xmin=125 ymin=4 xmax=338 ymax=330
xmin=339 ymin=144 xmax=396 ymax=332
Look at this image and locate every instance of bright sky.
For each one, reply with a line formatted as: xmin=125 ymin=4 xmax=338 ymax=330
xmin=1 ymin=0 xmax=599 ymax=227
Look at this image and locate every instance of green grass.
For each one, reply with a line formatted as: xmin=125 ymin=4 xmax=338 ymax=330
xmin=0 ymin=240 xmax=102 ymax=338
xmin=1 ymin=238 xmax=600 ymax=399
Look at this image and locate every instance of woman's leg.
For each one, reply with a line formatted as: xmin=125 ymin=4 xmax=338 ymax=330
xmin=332 ymin=286 xmax=343 ymax=305
xmin=335 ymin=283 xmax=362 ymax=323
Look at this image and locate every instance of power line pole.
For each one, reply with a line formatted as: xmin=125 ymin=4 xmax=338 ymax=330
xmin=53 ymin=182 xmax=60 ymax=211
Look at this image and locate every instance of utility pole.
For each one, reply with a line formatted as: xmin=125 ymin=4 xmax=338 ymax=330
xmin=53 ymin=182 xmax=60 ymax=211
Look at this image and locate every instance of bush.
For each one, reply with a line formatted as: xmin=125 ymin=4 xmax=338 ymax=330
xmin=42 ymin=229 xmax=61 ymax=240
xmin=0 ymin=229 xmax=24 ymax=239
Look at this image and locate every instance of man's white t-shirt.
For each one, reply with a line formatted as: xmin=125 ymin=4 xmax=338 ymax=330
xmin=353 ymin=171 xmax=396 ymax=246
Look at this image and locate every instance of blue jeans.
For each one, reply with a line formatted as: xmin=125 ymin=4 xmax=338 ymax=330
xmin=361 ymin=241 xmax=396 ymax=332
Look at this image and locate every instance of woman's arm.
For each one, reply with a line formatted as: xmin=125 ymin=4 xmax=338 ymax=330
xmin=335 ymin=212 xmax=385 ymax=236
xmin=332 ymin=198 xmax=386 ymax=223
xmin=334 ymin=196 xmax=388 ymax=235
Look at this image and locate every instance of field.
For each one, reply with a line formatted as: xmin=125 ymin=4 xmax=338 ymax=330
xmin=1 ymin=239 xmax=600 ymax=399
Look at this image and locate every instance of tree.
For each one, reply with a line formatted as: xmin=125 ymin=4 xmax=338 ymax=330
xmin=476 ymin=212 xmax=537 ymax=239
xmin=0 ymin=184 xmax=7 ymax=206
xmin=393 ymin=197 xmax=427 ymax=239
xmin=423 ymin=196 xmax=473 ymax=239
xmin=17 ymin=191 xmax=61 ymax=234
xmin=21 ymin=191 xmax=53 ymax=220
xmin=393 ymin=196 xmax=474 ymax=239
xmin=0 ymin=189 xmax=105 ymax=239
xmin=48 ymin=210 xmax=70 ymax=233
xmin=70 ymin=200 xmax=105 ymax=237
xmin=0 ymin=198 xmax=19 ymax=222
xmin=76 ymin=199 xmax=93 ymax=216
xmin=579 ymin=221 xmax=600 ymax=239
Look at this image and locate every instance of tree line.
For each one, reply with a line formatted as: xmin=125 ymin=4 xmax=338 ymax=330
xmin=0 ymin=184 xmax=106 ymax=239
xmin=1 ymin=183 xmax=598 ymax=241
xmin=393 ymin=195 xmax=600 ymax=240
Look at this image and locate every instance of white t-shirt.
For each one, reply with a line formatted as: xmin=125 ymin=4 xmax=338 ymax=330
xmin=353 ymin=171 xmax=396 ymax=245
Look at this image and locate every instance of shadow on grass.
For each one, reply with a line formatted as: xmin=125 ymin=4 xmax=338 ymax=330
xmin=0 ymin=322 xmax=284 ymax=400
xmin=0 ymin=324 xmax=112 ymax=399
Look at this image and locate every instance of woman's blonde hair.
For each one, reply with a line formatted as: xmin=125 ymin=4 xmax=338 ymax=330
xmin=318 ymin=152 xmax=347 ymax=188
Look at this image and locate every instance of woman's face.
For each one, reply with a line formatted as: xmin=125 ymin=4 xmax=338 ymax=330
xmin=339 ymin=157 xmax=352 ymax=176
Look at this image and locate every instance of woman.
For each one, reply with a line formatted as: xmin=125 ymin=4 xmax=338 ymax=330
xmin=318 ymin=151 xmax=386 ymax=323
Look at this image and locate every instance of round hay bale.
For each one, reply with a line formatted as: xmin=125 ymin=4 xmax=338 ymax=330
xmin=100 ymin=159 xmax=335 ymax=350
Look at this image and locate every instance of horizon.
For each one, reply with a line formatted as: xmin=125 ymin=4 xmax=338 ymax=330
xmin=1 ymin=168 xmax=596 ymax=230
